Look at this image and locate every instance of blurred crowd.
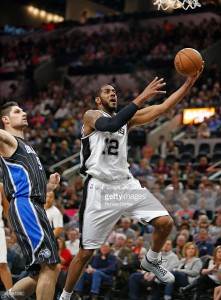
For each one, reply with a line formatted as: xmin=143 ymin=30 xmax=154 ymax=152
xmin=0 ymin=10 xmax=221 ymax=300
xmin=0 ymin=17 xmax=220 ymax=74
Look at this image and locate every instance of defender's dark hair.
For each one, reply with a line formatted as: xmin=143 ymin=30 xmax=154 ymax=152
xmin=0 ymin=101 xmax=19 ymax=128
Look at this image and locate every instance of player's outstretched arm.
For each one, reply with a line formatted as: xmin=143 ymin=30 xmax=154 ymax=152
xmin=0 ymin=129 xmax=18 ymax=157
xmin=129 ymin=65 xmax=204 ymax=129
xmin=133 ymin=77 xmax=166 ymax=107
xmin=83 ymin=78 xmax=166 ymax=135
xmin=47 ymin=173 xmax=60 ymax=192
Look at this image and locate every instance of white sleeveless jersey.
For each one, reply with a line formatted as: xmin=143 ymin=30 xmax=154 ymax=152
xmin=0 ymin=191 xmax=4 ymax=227
xmin=79 ymin=110 xmax=132 ymax=181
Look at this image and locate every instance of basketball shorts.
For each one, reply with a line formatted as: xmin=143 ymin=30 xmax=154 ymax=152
xmin=9 ymin=197 xmax=60 ymax=273
xmin=79 ymin=176 xmax=169 ymax=249
xmin=0 ymin=226 xmax=7 ymax=263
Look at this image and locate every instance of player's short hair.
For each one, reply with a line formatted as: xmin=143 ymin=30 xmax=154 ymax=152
xmin=0 ymin=101 xmax=18 ymax=128
xmin=93 ymin=84 xmax=115 ymax=100
xmin=93 ymin=84 xmax=108 ymax=100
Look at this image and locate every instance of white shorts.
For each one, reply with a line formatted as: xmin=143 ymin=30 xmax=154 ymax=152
xmin=80 ymin=177 xmax=169 ymax=249
xmin=0 ymin=227 xmax=7 ymax=263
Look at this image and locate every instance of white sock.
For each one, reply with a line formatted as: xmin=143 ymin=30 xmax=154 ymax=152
xmin=146 ymin=248 xmax=160 ymax=261
xmin=60 ymin=290 xmax=73 ymax=300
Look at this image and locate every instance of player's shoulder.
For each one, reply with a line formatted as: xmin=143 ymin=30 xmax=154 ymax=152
xmin=83 ymin=110 xmax=103 ymax=122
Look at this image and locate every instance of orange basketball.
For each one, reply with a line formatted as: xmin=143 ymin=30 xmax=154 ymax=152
xmin=174 ymin=48 xmax=203 ymax=77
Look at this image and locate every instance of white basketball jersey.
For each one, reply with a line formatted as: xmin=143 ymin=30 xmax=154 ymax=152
xmin=79 ymin=110 xmax=132 ymax=181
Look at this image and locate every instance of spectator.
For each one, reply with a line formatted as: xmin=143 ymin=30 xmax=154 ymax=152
xmin=65 ymin=229 xmax=80 ymax=257
xmin=196 ymin=156 xmax=210 ymax=176
xmin=210 ymin=215 xmax=221 ymax=243
xmin=57 ymin=237 xmax=72 ymax=272
xmin=116 ymin=218 xmax=136 ymax=242
xmin=173 ymin=234 xmax=187 ymax=259
xmin=193 ymin=198 xmax=213 ymax=220
xmin=164 ymin=242 xmax=202 ymax=300
xmin=195 ymin=228 xmax=215 ymax=257
xmin=184 ymin=123 xmax=197 ymax=139
xmin=74 ymin=242 xmax=117 ymax=300
xmin=181 ymin=245 xmax=221 ymax=299
xmin=197 ymin=122 xmax=211 ymax=138
xmin=112 ymin=233 xmax=127 ymax=256
xmin=157 ymin=135 xmax=167 ymax=158
xmin=175 ymin=195 xmax=194 ymax=224
xmin=153 ymin=158 xmax=170 ymax=177
xmin=44 ymin=191 xmax=63 ymax=238
xmin=134 ymin=159 xmax=152 ymax=179
xmin=132 ymin=236 xmax=147 ymax=261
xmin=165 ymin=140 xmax=179 ymax=157
xmin=170 ymin=161 xmax=182 ymax=178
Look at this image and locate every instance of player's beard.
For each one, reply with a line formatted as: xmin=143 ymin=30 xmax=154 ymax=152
xmin=101 ymin=98 xmax=117 ymax=113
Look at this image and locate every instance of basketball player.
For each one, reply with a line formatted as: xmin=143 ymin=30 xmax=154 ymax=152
xmin=0 ymin=102 xmax=61 ymax=300
xmin=0 ymin=182 xmax=13 ymax=290
xmin=60 ymin=70 xmax=203 ymax=300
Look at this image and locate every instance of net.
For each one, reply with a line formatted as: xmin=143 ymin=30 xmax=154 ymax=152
xmin=153 ymin=0 xmax=201 ymax=10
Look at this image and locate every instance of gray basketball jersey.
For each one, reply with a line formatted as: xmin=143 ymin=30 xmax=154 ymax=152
xmin=79 ymin=110 xmax=132 ymax=181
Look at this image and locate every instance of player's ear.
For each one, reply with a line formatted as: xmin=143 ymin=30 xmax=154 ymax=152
xmin=2 ymin=116 xmax=9 ymax=125
xmin=95 ymin=97 xmax=101 ymax=105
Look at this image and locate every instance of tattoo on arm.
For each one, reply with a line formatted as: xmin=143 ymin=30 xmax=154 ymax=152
xmin=84 ymin=110 xmax=102 ymax=129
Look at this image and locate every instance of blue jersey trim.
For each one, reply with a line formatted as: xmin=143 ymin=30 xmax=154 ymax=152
xmin=7 ymin=164 xmax=30 ymax=198
xmin=16 ymin=197 xmax=44 ymax=251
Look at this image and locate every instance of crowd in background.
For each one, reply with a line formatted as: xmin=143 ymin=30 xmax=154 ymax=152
xmin=0 ymin=17 xmax=220 ymax=74
xmin=0 ymin=10 xmax=221 ymax=300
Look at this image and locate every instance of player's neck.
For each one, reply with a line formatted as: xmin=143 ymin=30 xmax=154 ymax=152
xmin=7 ymin=128 xmax=24 ymax=139
xmin=100 ymin=108 xmax=115 ymax=116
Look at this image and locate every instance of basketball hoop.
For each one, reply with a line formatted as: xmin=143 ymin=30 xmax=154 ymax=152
xmin=153 ymin=0 xmax=201 ymax=10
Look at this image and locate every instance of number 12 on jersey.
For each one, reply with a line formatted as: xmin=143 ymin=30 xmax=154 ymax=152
xmin=102 ymin=138 xmax=119 ymax=156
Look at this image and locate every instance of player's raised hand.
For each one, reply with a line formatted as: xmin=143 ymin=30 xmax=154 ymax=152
xmin=47 ymin=172 xmax=61 ymax=192
xmin=186 ymin=61 xmax=205 ymax=86
xmin=133 ymin=77 xmax=166 ymax=107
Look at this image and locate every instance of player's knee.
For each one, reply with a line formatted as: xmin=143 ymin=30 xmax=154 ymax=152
xmin=162 ymin=216 xmax=173 ymax=234
xmin=53 ymin=263 xmax=61 ymax=276
xmin=78 ymin=249 xmax=95 ymax=263
xmin=152 ymin=216 xmax=173 ymax=234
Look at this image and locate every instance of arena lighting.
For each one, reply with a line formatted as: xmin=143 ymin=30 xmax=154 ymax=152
xmin=39 ymin=10 xmax=46 ymax=18
xmin=46 ymin=13 xmax=53 ymax=21
xmin=28 ymin=6 xmax=34 ymax=12
xmin=52 ymin=15 xmax=60 ymax=22
xmin=27 ymin=5 xmax=64 ymax=23
xmin=183 ymin=107 xmax=215 ymax=124
xmin=32 ymin=8 xmax=39 ymax=16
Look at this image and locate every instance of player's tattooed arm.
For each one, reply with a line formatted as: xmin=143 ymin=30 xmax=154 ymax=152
xmin=83 ymin=110 xmax=103 ymax=135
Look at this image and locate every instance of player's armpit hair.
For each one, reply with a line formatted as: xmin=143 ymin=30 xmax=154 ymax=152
xmin=95 ymin=102 xmax=139 ymax=132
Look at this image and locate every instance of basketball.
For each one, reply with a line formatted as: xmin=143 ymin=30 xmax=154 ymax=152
xmin=174 ymin=48 xmax=203 ymax=77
